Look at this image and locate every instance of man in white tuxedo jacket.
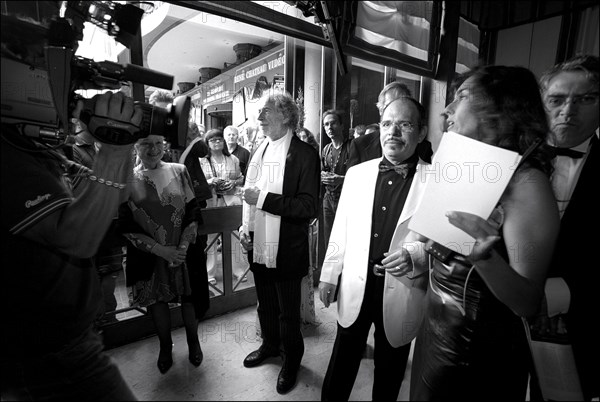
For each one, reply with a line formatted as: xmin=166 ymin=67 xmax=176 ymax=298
xmin=319 ymin=95 xmax=430 ymax=401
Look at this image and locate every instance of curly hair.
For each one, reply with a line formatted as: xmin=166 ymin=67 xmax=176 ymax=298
xmin=261 ymin=91 xmax=299 ymax=131
xmin=456 ymin=65 xmax=553 ymax=176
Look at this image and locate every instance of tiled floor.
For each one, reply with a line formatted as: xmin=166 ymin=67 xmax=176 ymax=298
xmin=105 ymin=291 xmax=413 ymax=401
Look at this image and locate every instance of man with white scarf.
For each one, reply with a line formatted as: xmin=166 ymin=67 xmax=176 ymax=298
xmin=239 ymin=91 xmax=320 ymax=395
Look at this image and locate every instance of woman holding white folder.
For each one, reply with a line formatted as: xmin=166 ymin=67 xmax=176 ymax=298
xmin=409 ymin=66 xmax=560 ymax=400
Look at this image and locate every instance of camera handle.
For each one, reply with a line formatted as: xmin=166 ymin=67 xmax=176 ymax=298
xmin=82 ymin=111 xmax=141 ymax=145
xmin=46 ymin=46 xmax=140 ymax=145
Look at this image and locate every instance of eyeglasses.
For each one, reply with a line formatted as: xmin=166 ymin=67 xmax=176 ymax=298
xmin=544 ymin=93 xmax=599 ymax=108
xmin=379 ymin=120 xmax=417 ymax=133
xmin=208 ymin=138 xmax=224 ymax=143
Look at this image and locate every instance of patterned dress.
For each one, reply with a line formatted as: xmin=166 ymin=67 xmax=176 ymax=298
xmin=124 ymin=162 xmax=198 ymax=307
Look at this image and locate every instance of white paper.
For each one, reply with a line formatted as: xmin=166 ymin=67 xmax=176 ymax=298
xmin=408 ymin=131 xmax=521 ymax=256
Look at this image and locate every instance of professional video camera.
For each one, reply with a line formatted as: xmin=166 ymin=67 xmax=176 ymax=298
xmin=0 ymin=1 xmax=190 ymax=147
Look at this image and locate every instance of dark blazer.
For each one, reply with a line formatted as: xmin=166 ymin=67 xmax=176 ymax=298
xmin=347 ymin=131 xmax=381 ymax=169
xmin=548 ymin=135 xmax=598 ymax=400
xmin=181 ymin=139 xmax=212 ymax=204
xmin=259 ymin=135 xmax=320 ymax=280
xmin=231 ymin=144 xmax=251 ymax=178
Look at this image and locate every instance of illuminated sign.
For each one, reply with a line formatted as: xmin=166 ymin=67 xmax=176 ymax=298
xmin=234 ymin=44 xmax=285 ymax=91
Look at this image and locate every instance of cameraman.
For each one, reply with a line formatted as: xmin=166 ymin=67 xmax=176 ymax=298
xmin=1 ymin=5 xmax=140 ymax=401
xmin=1 ymin=93 xmax=141 ymax=401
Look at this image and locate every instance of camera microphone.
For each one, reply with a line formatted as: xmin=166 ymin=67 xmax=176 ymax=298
xmin=122 ymin=64 xmax=173 ymax=90
xmin=73 ymin=57 xmax=173 ymax=91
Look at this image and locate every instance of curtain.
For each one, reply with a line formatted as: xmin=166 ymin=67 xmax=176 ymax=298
xmin=456 ymin=17 xmax=480 ymax=73
xmin=354 ymin=1 xmax=434 ymax=61
xmin=575 ymin=5 xmax=599 ymax=56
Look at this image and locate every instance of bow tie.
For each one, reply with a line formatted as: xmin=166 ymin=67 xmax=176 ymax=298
xmin=378 ymin=162 xmax=414 ymax=178
xmin=550 ymin=146 xmax=584 ymax=159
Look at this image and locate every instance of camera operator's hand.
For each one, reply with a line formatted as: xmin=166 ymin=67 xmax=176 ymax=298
xmin=72 ymin=91 xmax=143 ymax=148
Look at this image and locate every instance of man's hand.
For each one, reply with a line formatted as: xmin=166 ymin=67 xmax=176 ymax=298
xmin=240 ymin=231 xmax=253 ymax=252
xmin=321 ymin=172 xmax=344 ymax=186
xmin=380 ymin=248 xmax=413 ymax=277
xmin=319 ymin=281 xmax=337 ymax=308
xmin=242 ymin=186 xmax=261 ymax=205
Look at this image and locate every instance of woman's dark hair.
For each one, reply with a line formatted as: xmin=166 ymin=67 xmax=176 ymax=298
xmin=456 ymin=65 xmax=553 ymax=176
xmin=204 ymin=129 xmax=230 ymax=156
xmin=296 ymin=127 xmax=319 ymax=150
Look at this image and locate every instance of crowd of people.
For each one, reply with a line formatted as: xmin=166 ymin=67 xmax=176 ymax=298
xmin=1 ymin=2 xmax=598 ymax=400
xmin=318 ymin=57 xmax=598 ymax=401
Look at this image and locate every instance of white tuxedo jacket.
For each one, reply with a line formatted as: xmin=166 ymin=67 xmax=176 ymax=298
xmin=320 ymin=158 xmax=429 ymax=347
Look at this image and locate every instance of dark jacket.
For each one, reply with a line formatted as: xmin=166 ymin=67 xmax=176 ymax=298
xmin=180 ymin=139 xmax=212 ymax=204
xmin=252 ymin=135 xmax=320 ymax=280
xmin=548 ymin=135 xmax=598 ymax=400
xmin=231 ymin=144 xmax=251 ymax=179
xmin=346 ymin=130 xmax=382 ymax=169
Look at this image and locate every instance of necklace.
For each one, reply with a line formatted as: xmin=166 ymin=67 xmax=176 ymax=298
xmin=208 ymin=154 xmax=226 ymax=178
xmin=326 ymin=142 xmax=342 ymax=173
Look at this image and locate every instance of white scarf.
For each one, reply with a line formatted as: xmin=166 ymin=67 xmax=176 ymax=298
xmin=242 ymin=130 xmax=292 ymax=267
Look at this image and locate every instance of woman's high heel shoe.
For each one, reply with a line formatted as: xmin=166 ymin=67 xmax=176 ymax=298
xmin=157 ymin=345 xmax=173 ymax=374
xmin=188 ymin=342 xmax=203 ymax=367
xmin=189 ymin=349 xmax=203 ymax=367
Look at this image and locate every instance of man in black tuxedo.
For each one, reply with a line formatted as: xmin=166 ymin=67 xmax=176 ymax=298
xmin=539 ymin=55 xmax=599 ymax=401
xmin=346 ymin=124 xmax=382 ymax=169
xmin=239 ymin=91 xmax=320 ymax=395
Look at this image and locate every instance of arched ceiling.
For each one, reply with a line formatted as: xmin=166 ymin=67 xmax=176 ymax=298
xmin=141 ymin=2 xmax=285 ymax=92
